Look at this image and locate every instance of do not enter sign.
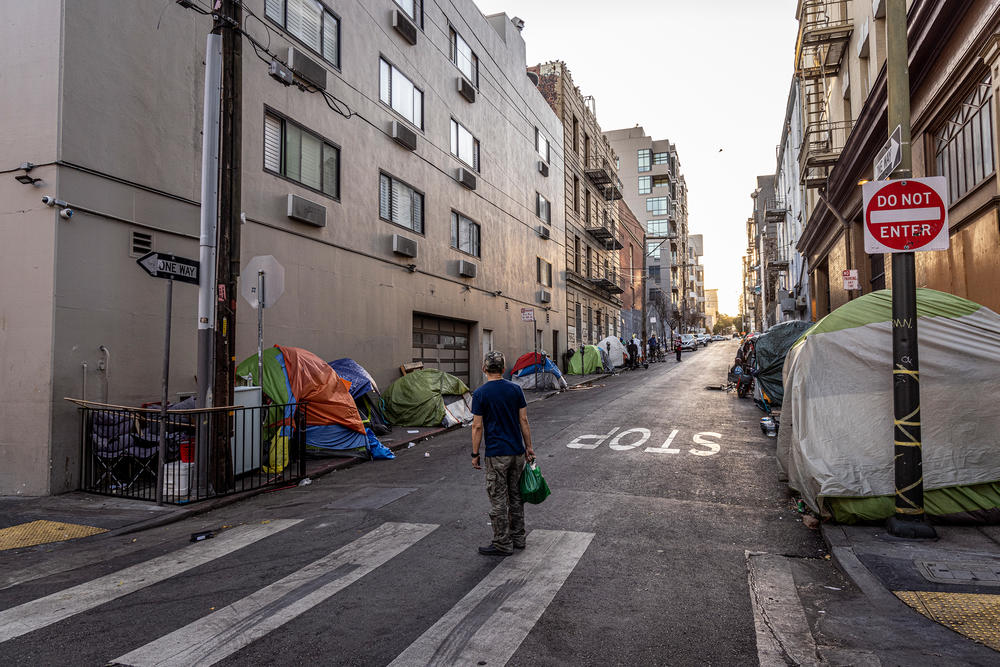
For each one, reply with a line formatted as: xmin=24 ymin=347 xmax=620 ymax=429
xmin=862 ymin=177 xmax=949 ymax=253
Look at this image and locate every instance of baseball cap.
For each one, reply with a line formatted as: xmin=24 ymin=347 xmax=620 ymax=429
xmin=483 ymin=350 xmax=505 ymax=373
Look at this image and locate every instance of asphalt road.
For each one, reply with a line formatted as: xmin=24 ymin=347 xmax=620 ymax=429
xmin=3 ymin=341 xmax=992 ymax=665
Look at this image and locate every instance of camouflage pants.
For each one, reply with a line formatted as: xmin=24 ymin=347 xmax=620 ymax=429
xmin=485 ymin=454 xmax=526 ymax=553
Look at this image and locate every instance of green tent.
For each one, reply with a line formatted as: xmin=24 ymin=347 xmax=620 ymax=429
xmin=778 ymin=289 xmax=1000 ymax=523
xmin=383 ymin=369 xmax=470 ymax=427
xmin=567 ymin=345 xmax=603 ymax=375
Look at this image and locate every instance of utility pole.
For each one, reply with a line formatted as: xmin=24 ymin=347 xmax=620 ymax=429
xmin=885 ymin=0 xmax=935 ymax=539
xmin=211 ymin=0 xmax=241 ymax=492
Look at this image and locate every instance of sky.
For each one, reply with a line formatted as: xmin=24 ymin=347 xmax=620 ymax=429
xmin=475 ymin=0 xmax=800 ymax=314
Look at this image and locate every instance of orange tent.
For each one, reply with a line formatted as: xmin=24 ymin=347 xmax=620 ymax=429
xmin=278 ymin=346 xmax=366 ymax=434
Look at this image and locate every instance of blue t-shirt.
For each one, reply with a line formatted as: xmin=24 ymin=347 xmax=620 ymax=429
xmin=471 ymin=379 xmax=527 ymax=457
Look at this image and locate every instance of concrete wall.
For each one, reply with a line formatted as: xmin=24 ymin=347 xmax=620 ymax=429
xmin=0 ymin=1 xmax=65 ymax=495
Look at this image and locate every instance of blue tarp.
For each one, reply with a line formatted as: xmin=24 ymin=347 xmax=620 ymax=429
xmin=328 ymin=358 xmax=377 ymax=399
xmin=515 ymin=358 xmax=564 ymax=378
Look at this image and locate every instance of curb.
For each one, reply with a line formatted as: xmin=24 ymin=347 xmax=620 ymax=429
xmin=820 ymin=524 xmax=905 ymax=612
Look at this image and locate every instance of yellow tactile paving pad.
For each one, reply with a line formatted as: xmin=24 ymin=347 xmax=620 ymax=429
xmin=0 ymin=520 xmax=108 ymax=551
xmin=896 ymin=590 xmax=1000 ymax=651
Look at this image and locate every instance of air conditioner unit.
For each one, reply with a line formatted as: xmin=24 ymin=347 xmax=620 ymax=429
xmin=538 ymin=161 xmax=549 ymax=177
xmin=780 ymin=298 xmax=796 ymax=313
xmin=457 ymin=77 xmax=476 ymax=103
xmin=537 ymin=225 xmax=550 ymax=239
xmin=537 ymin=289 xmax=552 ymax=303
xmin=392 ymin=234 xmax=418 ymax=258
xmin=287 ymin=194 xmax=326 ymax=227
xmin=458 ymin=259 xmax=477 ymax=278
xmin=456 ymin=167 xmax=477 ymax=190
xmin=391 ymin=120 xmax=417 ymax=151
xmin=795 ymin=294 xmax=808 ymax=308
xmin=287 ymin=47 xmax=327 ymax=90
xmin=392 ymin=8 xmax=418 ymax=45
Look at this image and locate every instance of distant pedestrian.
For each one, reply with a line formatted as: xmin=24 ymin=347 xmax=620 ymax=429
xmin=471 ymin=351 xmax=536 ymax=557
xmin=675 ymin=338 xmax=682 ymax=362
xmin=626 ymin=338 xmax=639 ymax=370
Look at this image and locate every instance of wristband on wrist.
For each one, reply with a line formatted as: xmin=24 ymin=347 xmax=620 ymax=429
xmin=471 ymin=451 xmax=480 ymax=457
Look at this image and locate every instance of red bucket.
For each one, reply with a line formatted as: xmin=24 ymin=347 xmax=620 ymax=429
xmin=179 ymin=439 xmax=195 ymax=463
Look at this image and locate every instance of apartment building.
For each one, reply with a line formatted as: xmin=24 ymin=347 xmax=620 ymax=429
xmin=793 ymin=0 xmax=1000 ymax=317
xmin=704 ymin=288 xmax=719 ymax=332
xmin=528 ymin=61 xmax=624 ymax=351
xmin=617 ymin=199 xmax=645 ymax=339
xmin=688 ymin=234 xmax=707 ymax=332
xmin=0 ymin=0 xmax=564 ymax=495
xmin=605 ymin=127 xmax=697 ymax=339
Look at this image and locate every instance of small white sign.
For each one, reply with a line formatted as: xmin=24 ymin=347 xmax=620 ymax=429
xmin=842 ymin=269 xmax=860 ymax=291
xmin=241 ymin=255 xmax=285 ymax=309
xmin=520 ymin=308 xmax=535 ymax=322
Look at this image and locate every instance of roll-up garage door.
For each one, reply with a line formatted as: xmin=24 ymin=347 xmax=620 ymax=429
xmin=412 ymin=314 xmax=471 ymax=386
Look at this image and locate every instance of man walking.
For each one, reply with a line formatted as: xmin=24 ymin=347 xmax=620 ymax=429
xmin=471 ymin=351 xmax=535 ymax=556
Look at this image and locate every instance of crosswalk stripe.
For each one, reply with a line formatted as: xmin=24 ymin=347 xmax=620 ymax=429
xmin=0 ymin=520 xmax=300 ymax=644
xmin=388 ymin=529 xmax=594 ymax=667
xmin=111 ymin=522 xmax=438 ymax=667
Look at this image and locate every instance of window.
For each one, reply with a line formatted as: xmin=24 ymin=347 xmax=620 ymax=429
xmin=586 ymin=247 xmax=593 ymax=277
xmin=646 ymin=219 xmax=672 ymax=237
xmin=935 ymin=75 xmax=995 ymax=203
xmin=450 ymin=119 xmax=480 ymax=171
xmin=638 ymin=176 xmax=651 ymax=195
xmin=574 ymin=235 xmax=581 ymax=273
xmin=572 ymin=116 xmax=579 ymax=152
xmin=647 ymin=241 xmax=661 ymax=260
xmin=653 ymin=152 xmax=669 ymax=165
xmin=449 ymin=27 xmax=478 ymax=85
xmin=536 ymin=193 xmax=551 ymax=222
xmin=585 ymin=192 xmax=591 ymax=225
xmin=379 ymin=172 xmax=424 ymax=233
xmin=450 ymin=211 xmax=480 ymax=257
xmin=394 ymin=0 xmax=420 ymax=21
xmin=648 ymin=265 xmax=661 ymax=281
xmin=652 ymin=174 xmax=669 ymax=188
xmin=380 ymin=58 xmax=423 ymax=128
xmin=646 ymin=196 xmax=669 ymax=215
xmin=265 ymin=0 xmax=340 ymax=67
xmin=264 ymin=111 xmax=339 ymax=197
xmin=536 ymin=258 xmax=552 ymax=287
xmin=535 ymin=127 xmax=550 ymax=163
xmin=584 ymin=134 xmax=591 ymax=162
xmin=637 ymin=149 xmax=651 ymax=172
xmin=573 ymin=176 xmax=580 ymax=212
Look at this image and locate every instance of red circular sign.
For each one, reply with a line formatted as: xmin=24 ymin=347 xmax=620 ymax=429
xmin=865 ymin=180 xmax=945 ymax=251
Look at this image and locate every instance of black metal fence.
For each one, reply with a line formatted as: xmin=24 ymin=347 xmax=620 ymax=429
xmin=78 ymin=401 xmax=306 ymax=503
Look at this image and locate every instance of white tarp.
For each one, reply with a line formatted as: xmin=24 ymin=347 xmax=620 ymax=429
xmin=779 ymin=298 xmax=1000 ymax=514
xmin=597 ymin=336 xmax=628 ymax=367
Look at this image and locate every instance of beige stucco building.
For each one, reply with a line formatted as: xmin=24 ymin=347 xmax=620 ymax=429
xmin=0 ymin=0 xmax=564 ymax=495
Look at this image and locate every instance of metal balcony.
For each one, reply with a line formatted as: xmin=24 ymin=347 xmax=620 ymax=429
xmin=764 ymin=198 xmax=786 ymax=222
xmin=585 ymin=209 xmax=623 ymax=250
xmin=584 ymin=155 xmax=623 ymax=201
xmin=589 ymin=273 xmax=625 ymax=295
xmin=796 ymin=0 xmax=853 ymax=79
xmin=798 ymin=119 xmax=854 ymax=187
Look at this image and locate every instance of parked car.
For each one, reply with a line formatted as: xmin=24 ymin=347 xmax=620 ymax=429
xmin=679 ymin=334 xmax=698 ymax=351
xmin=695 ymin=334 xmax=710 ymax=346
xmin=711 ymin=334 xmax=726 ymax=341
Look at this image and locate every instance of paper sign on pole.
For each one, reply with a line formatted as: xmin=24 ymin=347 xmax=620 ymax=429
xmin=842 ymin=269 xmax=860 ymax=290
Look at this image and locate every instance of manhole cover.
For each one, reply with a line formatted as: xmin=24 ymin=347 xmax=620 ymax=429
xmin=917 ymin=560 xmax=1000 ymax=586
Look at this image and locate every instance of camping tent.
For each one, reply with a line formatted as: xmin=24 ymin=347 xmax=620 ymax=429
xmin=566 ymin=345 xmax=608 ymax=375
xmin=237 ymin=347 xmax=393 ymax=463
xmin=752 ymin=320 xmax=813 ymax=411
xmin=383 ymin=369 xmax=472 ymax=427
xmin=511 ymin=356 xmax=568 ymax=391
xmin=598 ymin=336 xmax=628 ymax=368
xmin=328 ymin=358 xmax=391 ymax=435
xmin=778 ymin=289 xmax=1000 ymax=523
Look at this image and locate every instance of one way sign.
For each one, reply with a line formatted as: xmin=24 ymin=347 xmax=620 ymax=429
xmin=137 ymin=251 xmax=200 ymax=285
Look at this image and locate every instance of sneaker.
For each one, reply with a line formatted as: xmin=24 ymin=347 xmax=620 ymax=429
xmin=513 ymin=543 xmax=526 ymax=550
xmin=478 ymin=544 xmax=513 ymax=556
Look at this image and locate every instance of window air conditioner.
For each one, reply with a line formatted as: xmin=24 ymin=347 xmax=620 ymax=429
xmin=392 ymin=9 xmax=418 ymax=45
xmin=391 ymin=120 xmax=417 ymax=151
xmin=287 ymin=194 xmax=326 ymax=227
xmin=537 ymin=290 xmax=552 ymax=303
xmin=392 ymin=234 xmax=418 ymax=258
xmin=458 ymin=259 xmax=478 ymax=278
xmin=457 ymin=77 xmax=476 ymax=103
xmin=538 ymin=161 xmax=549 ymax=177
xmin=537 ymin=225 xmax=550 ymax=239
xmin=286 ymin=47 xmax=327 ymax=90
xmin=456 ymin=167 xmax=477 ymax=190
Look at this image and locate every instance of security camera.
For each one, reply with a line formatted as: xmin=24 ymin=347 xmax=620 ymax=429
xmin=59 ymin=208 xmax=74 ymax=220
xmin=42 ymin=196 xmax=56 ymax=206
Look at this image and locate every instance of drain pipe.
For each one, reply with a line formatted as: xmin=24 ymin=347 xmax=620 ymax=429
xmin=81 ymin=361 xmax=87 ymax=402
xmin=98 ymin=345 xmax=110 ymax=403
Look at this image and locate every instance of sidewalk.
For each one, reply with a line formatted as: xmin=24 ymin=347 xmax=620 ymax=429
xmin=0 ymin=371 xmax=613 ymax=551
xmin=822 ymin=521 xmax=1000 ymax=651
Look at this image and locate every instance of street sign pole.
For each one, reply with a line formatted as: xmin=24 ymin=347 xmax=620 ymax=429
xmin=155 ymin=278 xmax=173 ymax=506
xmin=257 ymin=270 xmax=265 ymax=387
xmin=886 ymin=0 xmax=935 ymax=539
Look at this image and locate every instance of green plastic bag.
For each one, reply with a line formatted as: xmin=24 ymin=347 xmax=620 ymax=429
xmin=520 ymin=461 xmax=551 ymax=504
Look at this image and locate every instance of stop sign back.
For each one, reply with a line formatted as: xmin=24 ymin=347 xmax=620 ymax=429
xmin=863 ymin=176 xmax=949 ymax=253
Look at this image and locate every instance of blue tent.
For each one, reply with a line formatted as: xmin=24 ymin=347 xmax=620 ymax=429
xmin=328 ymin=358 xmax=391 ymax=435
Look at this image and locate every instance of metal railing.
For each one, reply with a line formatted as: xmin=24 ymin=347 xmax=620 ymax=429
xmin=78 ymin=401 xmax=306 ymax=504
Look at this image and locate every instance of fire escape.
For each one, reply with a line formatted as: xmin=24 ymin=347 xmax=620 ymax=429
xmin=763 ymin=198 xmax=789 ymax=274
xmin=796 ymin=0 xmax=853 ymax=188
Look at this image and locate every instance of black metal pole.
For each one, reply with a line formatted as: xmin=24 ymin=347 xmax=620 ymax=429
xmin=156 ymin=278 xmax=173 ymax=506
xmin=885 ymin=0 xmax=935 ymax=538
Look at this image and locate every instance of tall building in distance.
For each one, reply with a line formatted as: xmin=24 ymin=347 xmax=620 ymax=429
xmin=605 ymin=126 xmax=701 ymax=338
xmin=529 ymin=61 xmax=625 ymax=350
xmin=0 ymin=1 xmax=565 ymax=495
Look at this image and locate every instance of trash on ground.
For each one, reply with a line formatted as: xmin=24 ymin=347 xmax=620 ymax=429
xmin=407 ymin=442 xmax=416 ymax=448
xmin=298 ymin=478 xmax=312 ymax=486
xmin=424 ymin=452 xmax=430 ymax=457
xmin=190 ymin=530 xmax=215 ymax=542
xmin=824 ymin=586 xmax=842 ymax=591
xmin=407 ymin=430 xmax=419 ymax=433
